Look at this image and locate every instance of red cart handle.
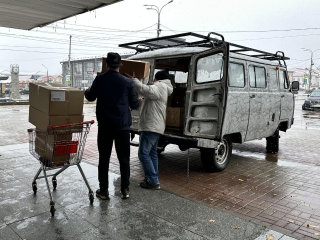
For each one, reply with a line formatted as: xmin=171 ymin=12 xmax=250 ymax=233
xmin=48 ymin=120 xmax=95 ymax=130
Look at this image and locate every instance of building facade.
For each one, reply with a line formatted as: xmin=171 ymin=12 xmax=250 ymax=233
xmin=289 ymin=67 xmax=320 ymax=90
xmin=61 ymin=54 xmax=132 ymax=89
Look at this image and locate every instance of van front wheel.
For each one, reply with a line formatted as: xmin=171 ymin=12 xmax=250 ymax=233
xmin=200 ymin=136 xmax=232 ymax=172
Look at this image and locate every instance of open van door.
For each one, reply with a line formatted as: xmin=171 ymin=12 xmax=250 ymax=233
xmin=184 ymin=43 xmax=230 ymax=141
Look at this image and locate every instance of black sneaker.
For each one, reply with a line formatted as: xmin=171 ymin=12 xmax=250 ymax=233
xmin=96 ymin=189 xmax=110 ymax=200
xmin=120 ymin=188 xmax=130 ymax=199
xmin=140 ymin=179 xmax=161 ymax=190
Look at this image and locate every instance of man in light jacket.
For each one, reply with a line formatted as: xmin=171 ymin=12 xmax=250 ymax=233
xmin=125 ymin=70 xmax=173 ymax=189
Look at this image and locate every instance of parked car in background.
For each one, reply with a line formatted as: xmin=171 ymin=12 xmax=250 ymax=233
xmin=302 ymin=89 xmax=320 ymax=110
xmin=19 ymin=88 xmax=29 ymax=95
xmin=0 ymin=98 xmax=16 ymax=103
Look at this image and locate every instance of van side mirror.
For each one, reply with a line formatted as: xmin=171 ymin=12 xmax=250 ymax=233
xmin=291 ymin=81 xmax=299 ymax=93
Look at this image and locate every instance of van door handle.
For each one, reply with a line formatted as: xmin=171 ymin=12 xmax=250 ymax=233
xmin=250 ymin=95 xmax=255 ymax=99
xmin=281 ymin=95 xmax=285 ymax=98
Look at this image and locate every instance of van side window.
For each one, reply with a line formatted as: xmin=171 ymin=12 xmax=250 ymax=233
xmin=196 ymin=53 xmax=224 ymax=83
xmin=229 ymin=63 xmax=245 ymax=87
xmin=249 ymin=66 xmax=266 ymax=88
xmin=279 ymin=71 xmax=289 ymax=89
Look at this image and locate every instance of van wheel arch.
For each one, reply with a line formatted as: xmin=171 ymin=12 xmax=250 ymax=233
xmin=279 ymin=121 xmax=288 ymax=132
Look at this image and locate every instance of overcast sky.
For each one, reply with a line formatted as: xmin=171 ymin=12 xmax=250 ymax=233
xmin=1 ymin=0 xmax=320 ymax=75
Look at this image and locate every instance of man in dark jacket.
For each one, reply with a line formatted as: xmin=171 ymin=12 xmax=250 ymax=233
xmin=85 ymin=52 xmax=139 ymax=200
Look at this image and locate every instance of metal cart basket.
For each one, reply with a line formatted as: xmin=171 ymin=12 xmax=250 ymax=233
xmin=27 ymin=120 xmax=95 ymax=216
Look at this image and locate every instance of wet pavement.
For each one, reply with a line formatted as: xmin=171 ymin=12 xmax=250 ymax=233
xmin=0 ymin=143 xmax=295 ymax=240
xmin=0 ymin=98 xmax=319 ymax=239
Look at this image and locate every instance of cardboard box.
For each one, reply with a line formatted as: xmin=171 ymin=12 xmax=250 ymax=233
xmin=101 ymin=58 xmax=150 ymax=79
xmin=35 ymin=132 xmax=72 ymax=167
xmin=29 ymin=106 xmax=84 ymax=131
xmin=29 ymin=83 xmax=84 ymax=116
xmin=166 ymin=107 xmax=184 ymax=130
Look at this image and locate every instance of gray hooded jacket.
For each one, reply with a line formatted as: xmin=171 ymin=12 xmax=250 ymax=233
xmin=132 ymin=78 xmax=173 ymax=134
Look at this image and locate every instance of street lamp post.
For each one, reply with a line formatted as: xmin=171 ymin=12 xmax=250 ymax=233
xmin=302 ymin=48 xmax=320 ymax=93
xmin=144 ymin=0 xmax=173 ymax=37
xmin=42 ymin=64 xmax=49 ymax=83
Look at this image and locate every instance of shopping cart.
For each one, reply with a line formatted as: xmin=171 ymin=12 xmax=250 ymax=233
xmin=27 ymin=120 xmax=95 ymax=217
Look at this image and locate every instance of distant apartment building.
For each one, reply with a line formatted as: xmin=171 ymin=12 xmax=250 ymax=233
xmin=60 ymin=54 xmax=132 ymax=89
xmin=288 ymin=67 xmax=320 ymax=89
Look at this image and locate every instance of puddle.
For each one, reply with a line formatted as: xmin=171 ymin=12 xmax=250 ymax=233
xmin=303 ymin=114 xmax=320 ymax=120
xmin=233 ymin=150 xmax=266 ymax=160
xmin=293 ymin=122 xmax=320 ymax=130
xmin=233 ymin=149 xmax=320 ymax=170
xmin=304 ymin=122 xmax=320 ymax=129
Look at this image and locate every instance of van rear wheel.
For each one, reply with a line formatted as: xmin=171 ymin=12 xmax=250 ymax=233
xmin=200 ymin=136 xmax=232 ymax=172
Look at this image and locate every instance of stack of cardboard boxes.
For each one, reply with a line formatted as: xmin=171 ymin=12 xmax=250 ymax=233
xmin=29 ymin=83 xmax=84 ymax=167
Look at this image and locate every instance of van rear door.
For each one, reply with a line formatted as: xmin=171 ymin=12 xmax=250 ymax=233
xmin=184 ymin=44 xmax=230 ymax=140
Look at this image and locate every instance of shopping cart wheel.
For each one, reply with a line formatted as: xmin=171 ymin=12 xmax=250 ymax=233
xmin=50 ymin=205 xmax=56 ymax=217
xmin=52 ymin=178 xmax=57 ymax=190
xmin=32 ymin=182 xmax=37 ymax=194
xmin=89 ymin=193 xmax=94 ymax=204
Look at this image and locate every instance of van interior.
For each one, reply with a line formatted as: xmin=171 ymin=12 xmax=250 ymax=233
xmin=153 ymin=57 xmax=191 ymax=135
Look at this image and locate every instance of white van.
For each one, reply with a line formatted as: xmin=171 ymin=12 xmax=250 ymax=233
xmin=119 ymin=32 xmax=299 ymax=172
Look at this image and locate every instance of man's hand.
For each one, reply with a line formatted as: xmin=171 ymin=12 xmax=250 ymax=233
xmin=138 ymin=98 xmax=143 ymax=106
xmin=124 ymin=72 xmax=135 ymax=79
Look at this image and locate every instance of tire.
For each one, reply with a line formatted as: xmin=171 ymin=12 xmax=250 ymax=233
xmin=266 ymin=128 xmax=279 ymax=153
xmin=302 ymin=105 xmax=306 ymax=110
xmin=200 ymin=136 xmax=232 ymax=172
xmin=157 ymin=149 xmax=164 ymax=155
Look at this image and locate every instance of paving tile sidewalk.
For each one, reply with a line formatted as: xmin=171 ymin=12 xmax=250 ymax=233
xmin=0 ymin=143 xmax=298 ymax=240
xmin=1 ymin=104 xmax=320 ymax=239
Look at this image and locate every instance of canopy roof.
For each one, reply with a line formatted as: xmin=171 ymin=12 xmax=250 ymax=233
xmin=0 ymin=0 xmax=122 ymax=30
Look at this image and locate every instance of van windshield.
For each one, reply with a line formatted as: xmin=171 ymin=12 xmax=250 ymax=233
xmin=311 ymin=91 xmax=320 ymax=97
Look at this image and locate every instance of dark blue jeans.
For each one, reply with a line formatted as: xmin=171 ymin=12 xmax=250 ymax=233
xmin=138 ymin=131 xmax=160 ymax=185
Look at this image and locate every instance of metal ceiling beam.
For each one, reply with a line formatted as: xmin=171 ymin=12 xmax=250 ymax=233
xmin=0 ymin=0 xmax=123 ymax=30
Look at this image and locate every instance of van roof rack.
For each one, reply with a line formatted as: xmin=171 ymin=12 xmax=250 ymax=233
xmin=119 ymin=32 xmax=289 ymax=64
